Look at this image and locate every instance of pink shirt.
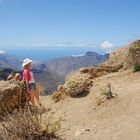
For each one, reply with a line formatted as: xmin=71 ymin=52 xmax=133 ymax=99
xmin=23 ymin=69 xmax=31 ymax=81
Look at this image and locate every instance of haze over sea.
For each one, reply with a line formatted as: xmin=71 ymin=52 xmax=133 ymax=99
xmin=2 ymin=45 xmax=109 ymax=61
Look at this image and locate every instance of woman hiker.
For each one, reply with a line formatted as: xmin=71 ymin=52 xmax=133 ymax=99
xmin=22 ymin=58 xmax=41 ymax=107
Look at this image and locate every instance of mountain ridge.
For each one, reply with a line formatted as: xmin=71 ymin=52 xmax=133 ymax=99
xmin=41 ymin=52 xmax=109 ymax=76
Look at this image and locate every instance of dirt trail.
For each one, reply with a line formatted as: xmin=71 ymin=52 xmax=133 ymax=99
xmin=41 ymin=70 xmax=140 ymax=140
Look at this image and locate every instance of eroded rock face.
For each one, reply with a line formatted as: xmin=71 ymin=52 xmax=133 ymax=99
xmin=106 ymin=39 xmax=140 ymax=70
xmin=0 ymin=79 xmax=27 ymax=115
xmin=80 ymin=64 xmax=123 ymax=79
xmin=80 ymin=40 xmax=140 ymax=79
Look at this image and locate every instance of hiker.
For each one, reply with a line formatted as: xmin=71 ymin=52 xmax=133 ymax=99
xmin=15 ymin=73 xmax=22 ymax=81
xmin=22 ymin=58 xmax=32 ymax=102
xmin=22 ymin=58 xmax=41 ymax=107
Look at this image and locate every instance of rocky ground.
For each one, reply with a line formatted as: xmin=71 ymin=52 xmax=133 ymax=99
xmin=41 ymin=70 xmax=140 ymax=140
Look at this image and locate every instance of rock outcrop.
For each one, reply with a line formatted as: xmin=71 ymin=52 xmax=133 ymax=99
xmin=80 ymin=40 xmax=140 ymax=78
xmin=0 ymin=79 xmax=26 ymax=115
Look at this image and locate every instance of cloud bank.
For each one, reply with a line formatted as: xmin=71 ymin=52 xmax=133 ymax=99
xmin=99 ymin=41 xmax=114 ymax=49
xmin=0 ymin=50 xmax=5 ymax=54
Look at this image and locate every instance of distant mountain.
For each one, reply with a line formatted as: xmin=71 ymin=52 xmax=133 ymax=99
xmin=34 ymin=52 xmax=109 ymax=76
xmin=0 ymin=68 xmax=17 ymax=80
xmin=31 ymin=69 xmax=64 ymax=94
xmin=0 ymin=53 xmax=22 ymax=70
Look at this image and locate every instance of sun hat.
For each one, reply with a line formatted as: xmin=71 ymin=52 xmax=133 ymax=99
xmin=22 ymin=58 xmax=32 ymax=67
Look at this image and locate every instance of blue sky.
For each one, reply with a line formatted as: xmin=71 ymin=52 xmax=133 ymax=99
xmin=0 ymin=0 xmax=140 ymax=54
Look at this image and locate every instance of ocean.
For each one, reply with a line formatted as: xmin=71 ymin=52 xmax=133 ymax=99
xmin=3 ymin=46 xmax=101 ymax=61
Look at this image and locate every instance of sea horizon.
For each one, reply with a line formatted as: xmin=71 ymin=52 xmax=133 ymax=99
xmin=1 ymin=46 xmax=111 ymax=61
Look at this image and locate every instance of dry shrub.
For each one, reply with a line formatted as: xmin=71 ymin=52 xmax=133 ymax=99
xmin=52 ymin=91 xmax=63 ymax=102
xmin=52 ymin=72 xmax=93 ymax=101
xmin=101 ymin=83 xmax=114 ymax=99
xmin=52 ymin=85 xmax=68 ymax=102
xmin=128 ymin=43 xmax=140 ymax=71
xmin=0 ymin=105 xmax=61 ymax=140
xmin=65 ymin=73 xmax=93 ymax=97
xmin=65 ymin=71 xmax=79 ymax=82
xmin=95 ymin=96 xmax=104 ymax=106
xmin=93 ymin=83 xmax=117 ymax=106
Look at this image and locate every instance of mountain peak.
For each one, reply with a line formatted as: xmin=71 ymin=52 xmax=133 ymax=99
xmin=85 ymin=51 xmax=98 ymax=56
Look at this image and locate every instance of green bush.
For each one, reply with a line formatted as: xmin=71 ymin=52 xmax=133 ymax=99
xmin=101 ymin=83 xmax=114 ymax=99
xmin=132 ymin=64 xmax=140 ymax=72
xmin=65 ymin=74 xmax=93 ymax=97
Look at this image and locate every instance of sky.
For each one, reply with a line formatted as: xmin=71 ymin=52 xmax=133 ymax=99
xmin=0 ymin=0 xmax=140 ymax=56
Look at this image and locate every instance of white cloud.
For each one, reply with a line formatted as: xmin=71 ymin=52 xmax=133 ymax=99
xmin=0 ymin=50 xmax=5 ymax=54
xmin=72 ymin=54 xmax=85 ymax=57
xmin=105 ymin=49 xmax=113 ymax=54
xmin=32 ymin=43 xmax=88 ymax=47
xmin=99 ymin=41 xmax=114 ymax=49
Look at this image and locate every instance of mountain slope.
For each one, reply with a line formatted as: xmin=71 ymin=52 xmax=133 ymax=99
xmin=44 ymin=52 xmax=109 ymax=76
xmin=31 ymin=69 xmax=64 ymax=94
xmin=40 ymin=39 xmax=140 ymax=139
xmin=0 ymin=53 xmax=22 ymax=70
